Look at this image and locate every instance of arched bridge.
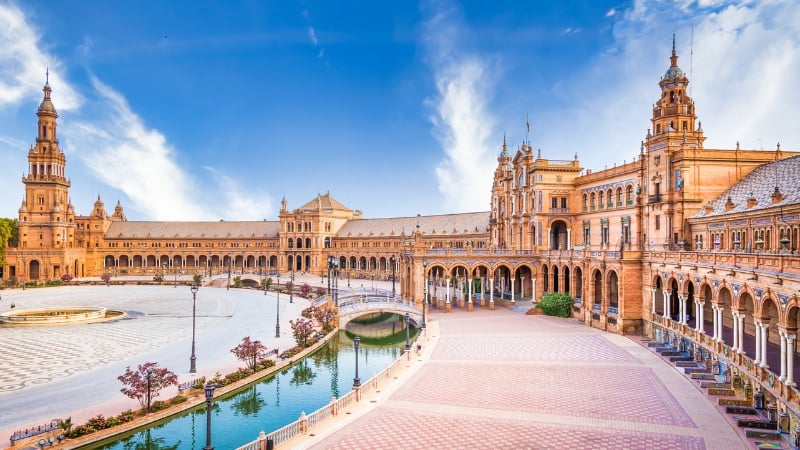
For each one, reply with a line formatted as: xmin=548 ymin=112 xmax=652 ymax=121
xmin=336 ymin=294 xmax=423 ymax=328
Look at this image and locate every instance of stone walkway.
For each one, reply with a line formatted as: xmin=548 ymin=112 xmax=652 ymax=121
xmin=299 ymin=307 xmax=749 ymax=449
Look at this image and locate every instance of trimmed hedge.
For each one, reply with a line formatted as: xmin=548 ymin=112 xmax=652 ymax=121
xmin=536 ymin=292 xmax=573 ymax=318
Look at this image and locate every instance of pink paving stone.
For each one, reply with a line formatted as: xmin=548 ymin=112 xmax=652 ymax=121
xmin=391 ymin=363 xmax=696 ymax=428
xmin=433 ymin=335 xmax=636 ymax=362
xmin=310 ymin=408 xmax=706 ymax=450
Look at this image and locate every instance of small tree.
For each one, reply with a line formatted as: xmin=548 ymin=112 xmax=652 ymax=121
xmin=314 ymin=307 xmax=336 ymax=328
xmin=231 ymin=336 xmax=268 ymax=373
xmin=261 ymin=277 xmax=272 ymax=290
xmin=117 ymin=362 xmax=178 ymax=413
xmin=285 ymin=280 xmax=293 ymax=294
xmin=100 ymin=272 xmax=112 ymax=286
xmin=153 ymin=274 xmax=164 ymax=284
xmin=300 ymin=283 xmax=312 ymax=297
xmin=233 ymin=276 xmax=242 ymax=288
xmin=60 ymin=273 xmax=73 ymax=283
xmin=290 ymin=317 xmax=315 ymax=348
xmin=314 ymin=287 xmax=326 ymax=297
xmin=192 ymin=273 xmax=202 ymax=285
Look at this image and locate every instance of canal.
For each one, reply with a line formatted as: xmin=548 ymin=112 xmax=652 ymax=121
xmin=100 ymin=321 xmax=416 ymax=449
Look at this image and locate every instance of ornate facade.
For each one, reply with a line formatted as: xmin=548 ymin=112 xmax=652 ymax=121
xmin=4 ymin=39 xmax=800 ymax=427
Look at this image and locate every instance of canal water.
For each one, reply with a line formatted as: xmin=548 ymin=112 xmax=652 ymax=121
xmin=100 ymin=323 xmax=416 ymax=449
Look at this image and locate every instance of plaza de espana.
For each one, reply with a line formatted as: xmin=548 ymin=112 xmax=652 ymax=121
xmin=4 ymin=41 xmax=800 ymax=422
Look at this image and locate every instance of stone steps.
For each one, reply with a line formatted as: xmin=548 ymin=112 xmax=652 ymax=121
xmin=745 ymin=428 xmax=782 ymax=440
xmin=707 ymin=387 xmax=736 ymax=396
xmin=675 ymin=360 xmax=699 ymax=367
xmin=669 ymin=355 xmax=694 ymax=363
xmin=719 ymin=398 xmax=752 ymax=407
xmin=725 ymin=406 xmax=757 ymax=415
xmin=691 ymin=372 xmax=716 ymax=380
xmin=700 ymin=381 xmax=732 ymax=389
xmin=737 ymin=418 xmax=777 ymax=430
xmin=684 ymin=367 xmax=709 ymax=375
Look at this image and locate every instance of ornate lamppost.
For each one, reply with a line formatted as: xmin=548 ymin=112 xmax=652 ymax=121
xmin=422 ymin=258 xmax=428 ymax=328
xmin=353 ymin=336 xmax=361 ymax=388
xmin=203 ymin=382 xmax=216 ymax=450
xmin=275 ymin=274 xmax=281 ymax=338
xmin=190 ymin=284 xmax=199 ymax=373
xmin=390 ymin=255 xmax=396 ymax=297
xmin=146 ymin=368 xmax=153 ymax=414
xmin=252 ymin=339 xmax=260 ymax=374
xmin=327 ymin=255 xmax=334 ymax=295
xmin=263 ymin=257 xmax=269 ymax=296
xmin=226 ymin=253 xmax=232 ymax=290
xmin=404 ymin=312 xmax=411 ymax=351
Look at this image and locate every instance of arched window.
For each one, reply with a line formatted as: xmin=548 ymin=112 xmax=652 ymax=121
xmin=626 ymin=186 xmax=633 ymax=204
xmin=582 ymin=194 xmax=588 ymax=211
xmin=590 ymin=193 xmax=596 ymax=210
xmin=599 ymin=191 xmax=605 ymax=208
xmin=616 ymin=187 xmax=623 ymax=206
xmin=607 ymin=189 xmax=613 ymax=208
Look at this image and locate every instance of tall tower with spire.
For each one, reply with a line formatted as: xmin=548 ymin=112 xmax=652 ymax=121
xmin=18 ymin=76 xmax=76 ymax=254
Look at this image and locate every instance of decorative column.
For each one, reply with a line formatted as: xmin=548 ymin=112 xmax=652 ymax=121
xmin=698 ymin=302 xmax=705 ymax=333
xmin=489 ymin=277 xmax=494 ymax=310
xmin=731 ymin=311 xmax=739 ymax=351
xmin=510 ymin=278 xmax=515 ymax=303
xmin=663 ymin=291 xmax=670 ymax=320
xmin=753 ymin=318 xmax=762 ymax=364
xmin=760 ymin=323 xmax=769 ymax=368
xmin=737 ymin=313 xmax=746 ymax=354
xmin=710 ymin=306 xmax=717 ymax=339
xmin=566 ymin=229 xmax=571 ymax=249
xmin=779 ymin=330 xmax=787 ymax=382
xmin=651 ymin=288 xmax=656 ymax=314
xmin=467 ymin=272 xmax=474 ymax=311
xmin=680 ymin=295 xmax=687 ymax=325
xmin=786 ymin=334 xmax=797 ymax=387
xmin=716 ymin=308 xmax=724 ymax=342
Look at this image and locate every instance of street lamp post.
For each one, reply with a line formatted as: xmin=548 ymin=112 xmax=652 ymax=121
xmin=422 ymin=258 xmax=428 ymax=329
xmin=207 ymin=253 xmax=212 ymax=280
xmin=353 ymin=336 xmax=361 ymax=388
xmin=203 ymin=382 xmax=216 ymax=450
xmin=333 ymin=259 xmax=339 ymax=307
xmin=146 ymin=368 xmax=153 ymax=414
xmin=390 ymin=255 xmax=396 ymax=297
xmin=327 ymin=255 xmax=333 ymax=295
xmin=404 ymin=312 xmax=411 ymax=351
xmin=290 ymin=265 xmax=294 ymax=304
xmin=263 ymin=258 xmax=268 ymax=296
xmin=190 ymin=284 xmax=199 ymax=373
xmin=275 ymin=274 xmax=281 ymax=338
xmin=252 ymin=339 xmax=260 ymax=374
xmin=226 ymin=254 xmax=232 ymax=290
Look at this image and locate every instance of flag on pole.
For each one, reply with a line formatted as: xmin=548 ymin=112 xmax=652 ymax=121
xmin=526 ymin=114 xmax=530 ymax=133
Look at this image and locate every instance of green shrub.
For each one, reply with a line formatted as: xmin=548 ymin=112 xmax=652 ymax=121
xmin=536 ymin=292 xmax=573 ymax=318
xmin=169 ymin=395 xmax=187 ymax=405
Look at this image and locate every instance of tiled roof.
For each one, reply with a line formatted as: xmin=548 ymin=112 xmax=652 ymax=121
xmin=337 ymin=212 xmax=490 ymax=238
xmin=693 ymin=154 xmax=800 ymax=218
xmin=105 ymin=221 xmax=280 ymax=239
xmin=296 ymin=192 xmax=351 ymax=212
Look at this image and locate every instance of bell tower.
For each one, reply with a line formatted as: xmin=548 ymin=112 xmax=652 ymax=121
xmin=18 ymin=74 xmax=75 ymax=250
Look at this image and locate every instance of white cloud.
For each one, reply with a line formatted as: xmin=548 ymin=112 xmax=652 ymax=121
xmin=308 ymin=26 xmax=318 ymax=46
xmin=422 ymin=3 xmax=496 ymax=213
xmin=606 ymin=8 xmax=617 ymax=17
xmin=0 ymin=2 xmax=80 ymax=109
xmin=203 ymin=166 xmax=273 ymax=221
xmin=64 ymin=75 xmax=207 ymax=220
xmin=535 ymin=0 xmax=800 ymax=171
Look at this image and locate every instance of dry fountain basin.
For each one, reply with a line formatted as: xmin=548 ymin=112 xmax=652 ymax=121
xmin=0 ymin=306 xmax=124 ymax=325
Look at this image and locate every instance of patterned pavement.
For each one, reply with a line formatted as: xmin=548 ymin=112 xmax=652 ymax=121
xmin=302 ymin=308 xmax=749 ymax=450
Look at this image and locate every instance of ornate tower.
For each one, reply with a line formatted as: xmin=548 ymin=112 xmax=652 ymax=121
xmin=18 ymin=76 xmax=75 ymax=251
xmin=643 ymin=36 xmax=707 ymax=249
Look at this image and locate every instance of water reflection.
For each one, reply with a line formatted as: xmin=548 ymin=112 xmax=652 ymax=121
xmin=101 ymin=326 xmax=416 ymax=450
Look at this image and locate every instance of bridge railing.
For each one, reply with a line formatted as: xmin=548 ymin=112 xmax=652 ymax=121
xmin=235 ymin=331 xmax=425 ymax=450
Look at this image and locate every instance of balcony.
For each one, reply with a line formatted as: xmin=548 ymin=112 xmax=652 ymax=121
xmin=648 ymin=194 xmax=661 ymax=204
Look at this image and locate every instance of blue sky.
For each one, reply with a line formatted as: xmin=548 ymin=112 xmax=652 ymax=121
xmin=0 ymin=0 xmax=798 ymax=221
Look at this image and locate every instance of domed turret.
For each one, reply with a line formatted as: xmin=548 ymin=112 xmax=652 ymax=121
xmin=18 ymin=199 xmax=27 ymax=213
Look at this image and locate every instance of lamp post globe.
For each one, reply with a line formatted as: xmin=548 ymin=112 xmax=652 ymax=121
xmin=190 ymin=284 xmax=199 ymax=373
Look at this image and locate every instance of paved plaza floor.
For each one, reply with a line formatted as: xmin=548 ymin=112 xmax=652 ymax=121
xmin=299 ymin=307 xmax=750 ymax=450
xmin=0 ymin=276 xmax=339 ymax=441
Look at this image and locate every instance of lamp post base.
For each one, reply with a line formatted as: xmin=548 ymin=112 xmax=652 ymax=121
xmin=275 ymin=324 xmax=280 ymax=338
xmin=190 ymin=355 xmax=197 ymax=373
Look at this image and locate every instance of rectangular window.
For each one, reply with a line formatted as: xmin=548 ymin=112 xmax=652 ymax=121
xmin=655 ymin=215 xmax=661 ymax=231
xmin=561 ymin=197 xmax=567 ymax=209
xmin=551 ymin=198 xmax=558 ymax=209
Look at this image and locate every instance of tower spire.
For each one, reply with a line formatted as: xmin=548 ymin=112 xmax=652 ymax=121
xmin=670 ymin=33 xmax=678 ymax=67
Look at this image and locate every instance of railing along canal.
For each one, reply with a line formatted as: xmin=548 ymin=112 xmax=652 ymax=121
xmin=235 ymin=331 xmax=425 ymax=450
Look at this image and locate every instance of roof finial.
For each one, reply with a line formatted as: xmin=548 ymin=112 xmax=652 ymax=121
xmin=46 ymin=66 xmax=49 ymax=84
xmin=670 ymin=33 xmax=679 ymax=67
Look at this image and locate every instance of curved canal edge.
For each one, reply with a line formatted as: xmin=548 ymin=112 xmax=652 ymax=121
xmin=62 ymin=330 xmax=338 ymax=450
xmin=236 ymin=321 xmax=439 ymax=450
